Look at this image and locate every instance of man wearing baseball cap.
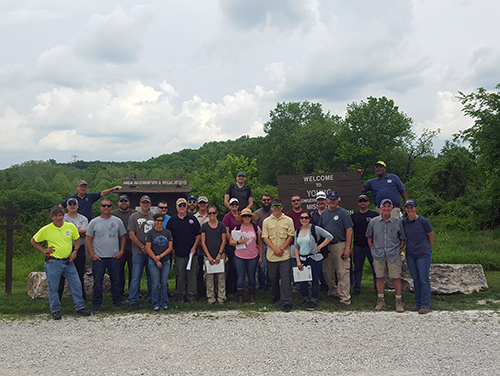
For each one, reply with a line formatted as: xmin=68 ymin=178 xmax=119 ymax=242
xmin=127 ymin=195 xmax=155 ymax=310
xmin=365 ymin=198 xmax=406 ymax=312
xmin=60 ymin=180 xmax=123 ymax=222
xmin=318 ymin=191 xmax=354 ymax=307
xmin=360 ymin=161 xmax=408 ymax=218
xmin=224 ymin=171 xmax=254 ymax=211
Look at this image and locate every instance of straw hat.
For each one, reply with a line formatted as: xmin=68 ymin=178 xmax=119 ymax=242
xmin=235 ymin=208 xmax=258 ymax=222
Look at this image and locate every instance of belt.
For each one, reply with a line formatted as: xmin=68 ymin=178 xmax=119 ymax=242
xmin=48 ymin=256 xmax=70 ymax=261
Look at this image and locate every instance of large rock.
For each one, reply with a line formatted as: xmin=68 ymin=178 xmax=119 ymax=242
xmin=27 ymin=272 xmax=110 ymax=299
xmin=386 ymin=261 xmax=489 ymax=295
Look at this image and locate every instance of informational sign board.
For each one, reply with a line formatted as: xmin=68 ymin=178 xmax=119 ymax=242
xmin=277 ymin=171 xmax=362 ymax=214
xmin=121 ymin=179 xmax=189 ymax=187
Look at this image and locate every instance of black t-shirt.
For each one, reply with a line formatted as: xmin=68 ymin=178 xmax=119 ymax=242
xmin=145 ymin=228 xmax=173 ymax=263
xmin=351 ymin=210 xmax=379 ymax=247
xmin=225 ymin=183 xmax=253 ymax=210
xmin=201 ymin=222 xmax=227 ymax=258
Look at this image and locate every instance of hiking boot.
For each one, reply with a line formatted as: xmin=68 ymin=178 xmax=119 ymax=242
xmin=248 ymin=289 xmax=256 ymax=305
xmin=336 ymin=302 xmax=351 ymax=308
xmin=418 ymin=307 xmax=431 ymax=314
xmin=129 ymin=303 xmax=139 ymax=311
xmin=76 ymin=308 xmax=91 ymax=316
xmin=153 ymin=306 xmax=160 ymax=312
xmin=237 ymin=289 xmax=245 ymax=305
xmin=395 ymin=298 xmax=404 ymax=313
xmin=52 ymin=311 xmax=62 ymax=320
xmin=282 ymin=304 xmax=292 ymax=313
xmin=306 ymin=301 xmax=317 ymax=311
xmin=375 ymin=297 xmax=385 ymax=310
xmin=409 ymin=305 xmax=421 ymax=312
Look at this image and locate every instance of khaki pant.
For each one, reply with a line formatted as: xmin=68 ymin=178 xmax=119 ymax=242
xmin=322 ymin=242 xmax=351 ymax=304
xmin=204 ymin=256 xmax=226 ymax=303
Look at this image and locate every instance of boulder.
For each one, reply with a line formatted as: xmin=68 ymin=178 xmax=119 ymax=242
xmin=386 ymin=261 xmax=489 ymax=295
xmin=27 ymin=272 xmax=111 ymax=299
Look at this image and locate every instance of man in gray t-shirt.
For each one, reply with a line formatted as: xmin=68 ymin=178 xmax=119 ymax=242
xmin=86 ymin=199 xmax=127 ymax=312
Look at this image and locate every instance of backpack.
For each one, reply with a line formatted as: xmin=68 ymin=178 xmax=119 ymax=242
xmin=235 ymin=223 xmax=261 ymax=247
xmin=295 ymin=224 xmax=329 ymax=259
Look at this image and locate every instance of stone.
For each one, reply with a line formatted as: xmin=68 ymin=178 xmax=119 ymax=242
xmin=386 ymin=261 xmax=489 ymax=295
xmin=27 ymin=272 xmax=111 ymax=299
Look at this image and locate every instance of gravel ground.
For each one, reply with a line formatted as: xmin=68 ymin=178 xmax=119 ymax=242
xmin=1 ymin=310 xmax=499 ymax=376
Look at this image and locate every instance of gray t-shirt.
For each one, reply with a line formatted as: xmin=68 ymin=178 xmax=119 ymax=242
xmin=318 ymin=206 xmax=353 ymax=242
xmin=128 ymin=211 xmax=155 ymax=255
xmin=64 ymin=213 xmax=88 ymax=246
xmin=253 ymin=206 xmax=272 ymax=229
xmin=111 ymin=208 xmax=137 ymax=251
xmin=86 ymin=216 xmax=127 ymax=258
xmin=200 ymin=222 xmax=227 ymax=258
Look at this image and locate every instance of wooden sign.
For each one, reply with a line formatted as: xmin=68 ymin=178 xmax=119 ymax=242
xmin=0 ymin=201 xmax=24 ymax=295
xmin=277 ymin=171 xmax=362 ymax=214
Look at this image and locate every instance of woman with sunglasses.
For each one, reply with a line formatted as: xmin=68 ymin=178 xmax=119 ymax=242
xmin=145 ymin=213 xmax=173 ymax=311
xmin=201 ymin=205 xmax=227 ymax=304
xmin=229 ymin=208 xmax=263 ymax=305
xmin=295 ymin=211 xmax=333 ymax=311
xmin=222 ymin=197 xmax=241 ymax=297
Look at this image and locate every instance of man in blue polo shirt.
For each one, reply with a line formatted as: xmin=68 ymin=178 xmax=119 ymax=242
xmin=361 ymin=161 xmax=408 ymax=218
xmin=60 ymin=180 xmax=123 ymax=222
xmin=167 ymin=198 xmax=201 ymax=304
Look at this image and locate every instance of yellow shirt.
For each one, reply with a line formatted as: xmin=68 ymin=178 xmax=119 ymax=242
xmin=262 ymin=214 xmax=295 ymax=262
xmin=33 ymin=222 xmax=79 ymax=259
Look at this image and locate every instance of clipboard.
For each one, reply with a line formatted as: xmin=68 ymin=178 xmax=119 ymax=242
xmin=293 ymin=265 xmax=312 ymax=282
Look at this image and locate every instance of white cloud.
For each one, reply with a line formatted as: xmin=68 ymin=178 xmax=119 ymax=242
xmin=0 ymin=107 xmax=34 ymax=151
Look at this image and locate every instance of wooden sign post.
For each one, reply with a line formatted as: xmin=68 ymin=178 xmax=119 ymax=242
xmin=0 ymin=201 xmax=24 ymax=295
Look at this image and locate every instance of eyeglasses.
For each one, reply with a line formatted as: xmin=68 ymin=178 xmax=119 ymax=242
xmin=101 ymin=204 xmax=112 ymax=208
xmin=272 ymin=205 xmax=282 ymax=208
xmin=178 ymin=203 xmax=187 ymax=207
xmin=300 ymin=216 xmax=310 ymax=220
xmin=154 ymin=219 xmax=164 ymax=222
xmin=67 ymin=202 xmax=77 ymax=206
xmin=241 ymin=214 xmax=252 ymax=218
xmin=188 ymin=200 xmax=197 ymax=204
xmin=292 ymin=199 xmax=301 ymax=202
xmin=158 ymin=206 xmax=168 ymax=209
xmin=208 ymin=212 xmax=217 ymax=215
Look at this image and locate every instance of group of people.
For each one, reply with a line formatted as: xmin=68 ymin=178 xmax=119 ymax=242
xmin=31 ymin=164 xmax=434 ymax=319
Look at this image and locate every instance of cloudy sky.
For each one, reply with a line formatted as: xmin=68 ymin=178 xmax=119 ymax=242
xmin=1 ymin=0 xmax=498 ymax=169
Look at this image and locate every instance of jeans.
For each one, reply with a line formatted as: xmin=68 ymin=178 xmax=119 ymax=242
xmin=268 ymin=258 xmax=292 ymax=306
xmin=128 ymin=253 xmax=151 ymax=305
xmin=225 ymin=245 xmax=237 ymax=294
xmin=92 ymin=257 xmax=122 ymax=308
xmin=258 ymin=244 xmax=271 ymax=290
xmin=352 ymin=245 xmax=377 ymax=293
xmin=119 ymin=248 xmax=133 ymax=296
xmin=234 ymin=255 xmax=259 ymax=290
xmin=298 ymin=257 xmax=323 ymax=302
xmin=45 ymin=258 xmax=86 ymax=313
xmin=174 ymin=255 xmax=198 ymax=301
xmin=406 ymin=254 xmax=432 ymax=308
xmin=58 ymin=243 xmax=87 ymax=301
xmin=290 ymin=246 xmax=300 ymax=290
xmin=148 ymin=258 xmax=171 ymax=308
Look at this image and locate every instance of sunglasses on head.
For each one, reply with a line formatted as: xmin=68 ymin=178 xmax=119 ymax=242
xmin=178 ymin=203 xmax=187 ymax=207
xmin=101 ymin=204 xmax=112 ymax=208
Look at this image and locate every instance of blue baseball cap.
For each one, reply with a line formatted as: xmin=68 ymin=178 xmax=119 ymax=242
xmin=379 ymin=198 xmax=393 ymax=207
xmin=327 ymin=191 xmax=339 ymax=200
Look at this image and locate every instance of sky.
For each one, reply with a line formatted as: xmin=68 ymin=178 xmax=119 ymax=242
xmin=1 ymin=0 xmax=499 ymax=169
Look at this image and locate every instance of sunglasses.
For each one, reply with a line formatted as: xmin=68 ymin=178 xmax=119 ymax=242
xmin=292 ymin=199 xmax=301 ymax=202
xmin=272 ymin=205 xmax=282 ymax=208
xmin=101 ymin=204 xmax=112 ymax=208
xmin=208 ymin=212 xmax=217 ymax=215
xmin=187 ymin=200 xmax=197 ymax=204
xmin=358 ymin=199 xmax=368 ymax=203
xmin=178 ymin=203 xmax=187 ymax=207
xmin=230 ymin=203 xmax=239 ymax=206
xmin=300 ymin=216 xmax=310 ymax=220
xmin=241 ymin=214 xmax=252 ymax=218
xmin=154 ymin=219 xmax=164 ymax=222
xmin=262 ymin=198 xmax=271 ymax=202
xmin=119 ymin=200 xmax=129 ymax=203
xmin=67 ymin=202 xmax=77 ymax=206
xmin=158 ymin=206 xmax=168 ymax=209
xmin=199 ymin=202 xmax=208 ymax=204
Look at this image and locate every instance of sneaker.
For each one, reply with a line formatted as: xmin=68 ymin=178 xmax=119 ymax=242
xmin=282 ymin=304 xmax=292 ymax=313
xmin=76 ymin=308 xmax=91 ymax=316
xmin=306 ymin=301 xmax=318 ymax=311
xmin=52 ymin=311 xmax=62 ymax=320
xmin=351 ymin=290 xmax=361 ymax=296
xmin=153 ymin=306 xmax=160 ymax=312
xmin=395 ymin=298 xmax=404 ymax=313
xmin=336 ymin=302 xmax=351 ymax=308
xmin=418 ymin=307 xmax=430 ymax=314
xmin=409 ymin=305 xmax=421 ymax=312
xmin=113 ymin=301 xmax=123 ymax=307
xmin=162 ymin=306 xmax=169 ymax=311
xmin=129 ymin=303 xmax=139 ymax=311
xmin=375 ymin=297 xmax=385 ymax=310
xmin=300 ymin=299 xmax=310 ymax=306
